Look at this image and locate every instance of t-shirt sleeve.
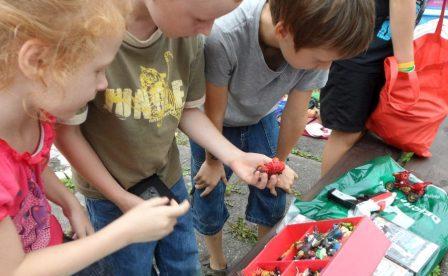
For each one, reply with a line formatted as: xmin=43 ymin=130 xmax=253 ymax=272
xmin=204 ymin=27 xmax=234 ymax=88
xmin=0 ymin=159 xmax=17 ymax=221
xmin=185 ymin=36 xmax=206 ymax=109
xmin=293 ymin=69 xmax=329 ymax=92
xmin=57 ymin=106 xmax=88 ymax=125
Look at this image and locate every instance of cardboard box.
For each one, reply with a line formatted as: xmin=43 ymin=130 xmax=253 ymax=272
xmin=243 ymin=217 xmax=390 ymax=276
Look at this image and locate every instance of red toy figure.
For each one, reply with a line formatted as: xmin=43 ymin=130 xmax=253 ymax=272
xmin=257 ymin=157 xmax=285 ymax=177
xmin=393 ymin=171 xmax=411 ymax=184
xmin=384 ymin=171 xmax=431 ymax=203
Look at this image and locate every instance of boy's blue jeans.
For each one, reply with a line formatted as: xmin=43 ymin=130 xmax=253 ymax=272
xmin=190 ymin=112 xmax=286 ymax=236
xmin=85 ymin=178 xmax=200 ymax=276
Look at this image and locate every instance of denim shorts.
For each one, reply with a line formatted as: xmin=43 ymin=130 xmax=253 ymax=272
xmin=85 ymin=178 xmax=200 ymax=276
xmin=190 ymin=112 xmax=286 ymax=235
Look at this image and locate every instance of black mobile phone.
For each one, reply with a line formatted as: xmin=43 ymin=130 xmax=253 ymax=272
xmin=127 ymin=175 xmax=178 ymax=203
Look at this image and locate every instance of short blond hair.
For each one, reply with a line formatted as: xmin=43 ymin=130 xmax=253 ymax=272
xmin=0 ymin=0 xmax=130 ymax=89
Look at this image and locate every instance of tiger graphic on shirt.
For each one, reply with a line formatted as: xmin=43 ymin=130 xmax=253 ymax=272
xmin=104 ymin=51 xmax=185 ymax=127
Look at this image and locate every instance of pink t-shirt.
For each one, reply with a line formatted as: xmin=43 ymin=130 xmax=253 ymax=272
xmin=0 ymin=120 xmax=63 ymax=252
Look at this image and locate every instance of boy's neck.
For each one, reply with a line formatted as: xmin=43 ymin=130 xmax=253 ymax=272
xmin=259 ymin=3 xmax=279 ymax=49
xmin=127 ymin=0 xmax=158 ymax=41
xmin=259 ymin=2 xmax=285 ymax=70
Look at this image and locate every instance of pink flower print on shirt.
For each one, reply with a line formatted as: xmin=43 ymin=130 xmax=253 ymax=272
xmin=14 ymin=174 xmax=51 ymax=253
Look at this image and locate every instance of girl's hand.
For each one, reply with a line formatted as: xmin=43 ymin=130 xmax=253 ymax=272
xmin=65 ymin=203 xmax=94 ymax=239
xmin=194 ymin=159 xmax=227 ymax=197
xmin=118 ymin=197 xmax=190 ymax=243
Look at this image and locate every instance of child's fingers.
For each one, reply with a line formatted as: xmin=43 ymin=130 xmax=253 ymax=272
xmin=221 ymin=175 xmax=228 ymax=185
xmin=269 ymin=186 xmax=277 ymax=196
xmin=253 ymin=170 xmax=261 ymax=180
xmin=200 ymin=186 xmax=214 ymax=197
xmin=195 ymin=178 xmax=207 ymax=187
xmin=268 ymin=174 xmax=278 ymax=186
xmin=166 ymin=200 xmax=190 ymax=218
xmin=193 ymin=174 xmax=202 ymax=182
xmin=267 ymin=175 xmax=278 ymax=196
xmin=255 ymin=173 xmax=268 ymax=189
xmin=195 ymin=182 xmax=208 ymax=189
xmin=145 ymin=197 xmax=170 ymax=207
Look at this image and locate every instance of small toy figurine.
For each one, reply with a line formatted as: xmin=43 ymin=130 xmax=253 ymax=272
xmin=306 ymin=227 xmax=324 ymax=248
xmin=315 ymin=246 xmax=328 ymax=260
xmin=295 ymin=242 xmax=314 ymax=260
xmin=394 ymin=171 xmax=412 ymax=183
xmin=287 ymin=223 xmax=353 ymax=261
xmin=257 ymin=157 xmax=285 ymax=177
xmin=340 ymin=227 xmax=351 ymax=238
xmin=254 ymin=267 xmax=281 ymax=276
xmin=383 ymin=171 xmax=431 ymax=203
xmin=327 ymin=241 xmax=341 ymax=256
xmin=297 ymin=268 xmax=321 ymax=276
xmin=326 ymin=224 xmax=343 ymax=240
xmin=340 ymin=222 xmax=354 ymax=231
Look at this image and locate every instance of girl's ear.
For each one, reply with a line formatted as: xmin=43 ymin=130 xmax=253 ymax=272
xmin=17 ymin=40 xmax=50 ymax=81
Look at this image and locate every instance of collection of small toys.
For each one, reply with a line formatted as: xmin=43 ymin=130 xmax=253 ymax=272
xmin=257 ymin=157 xmax=285 ymax=177
xmin=295 ymin=268 xmax=321 ymax=276
xmin=382 ymin=171 xmax=430 ymax=203
xmin=254 ymin=267 xmax=282 ymax=276
xmin=278 ymin=223 xmax=354 ymax=262
xmin=244 ymin=217 xmax=391 ymax=276
xmin=254 ymin=267 xmax=322 ymax=276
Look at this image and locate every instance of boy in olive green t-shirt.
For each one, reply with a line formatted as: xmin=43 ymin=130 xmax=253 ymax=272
xmin=56 ymin=0 xmax=275 ymax=275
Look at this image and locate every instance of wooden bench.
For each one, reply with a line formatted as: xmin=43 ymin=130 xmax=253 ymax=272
xmin=229 ymin=118 xmax=448 ymax=275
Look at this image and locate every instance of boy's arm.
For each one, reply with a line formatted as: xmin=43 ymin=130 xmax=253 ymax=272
xmin=191 ymin=82 xmax=230 ymax=197
xmin=273 ymin=90 xmax=310 ymax=194
xmin=203 ymin=81 xmax=228 ymax=161
xmin=182 ymin=36 xmax=273 ymax=189
xmin=390 ymin=0 xmax=416 ymax=63
xmin=179 ymin=108 xmax=272 ymax=189
xmin=55 ymin=125 xmax=143 ymax=212
xmin=276 ymin=90 xmax=312 ymax=162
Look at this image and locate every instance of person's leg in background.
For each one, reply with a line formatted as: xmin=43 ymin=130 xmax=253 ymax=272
xmin=320 ymin=62 xmax=385 ymax=176
xmin=246 ymin=112 xmax=286 ymax=238
xmin=154 ymin=177 xmax=201 ymax=275
xmin=321 ymin=130 xmax=364 ymax=176
xmin=189 ymin=127 xmax=241 ymax=272
xmin=85 ymin=197 xmax=156 ymax=276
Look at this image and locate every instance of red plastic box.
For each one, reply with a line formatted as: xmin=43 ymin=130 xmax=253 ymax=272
xmin=243 ymin=217 xmax=390 ymax=276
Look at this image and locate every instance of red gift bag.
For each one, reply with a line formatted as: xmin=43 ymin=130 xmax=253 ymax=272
xmin=367 ymin=0 xmax=448 ymax=157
